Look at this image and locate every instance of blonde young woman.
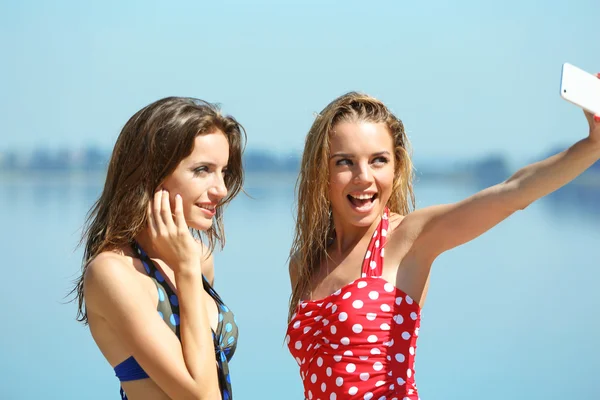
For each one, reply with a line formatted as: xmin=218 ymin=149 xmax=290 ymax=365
xmin=286 ymin=78 xmax=600 ymax=399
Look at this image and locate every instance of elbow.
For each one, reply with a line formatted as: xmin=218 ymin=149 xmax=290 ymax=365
xmin=177 ymin=379 xmax=221 ymax=400
xmin=199 ymin=389 xmax=221 ymax=400
xmin=514 ymin=201 xmax=531 ymax=211
xmin=500 ymin=179 xmax=533 ymax=212
xmin=195 ymin=381 xmax=222 ymax=400
xmin=184 ymin=388 xmax=221 ymax=400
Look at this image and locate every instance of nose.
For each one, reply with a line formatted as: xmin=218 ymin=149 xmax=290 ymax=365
xmin=210 ymin=173 xmax=228 ymax=200
xmin=354 ymin=162 xmax=373 ymax=184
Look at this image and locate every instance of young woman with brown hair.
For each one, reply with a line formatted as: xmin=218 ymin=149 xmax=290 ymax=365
xmin=73 ymin=97 xmax=245 ymax=400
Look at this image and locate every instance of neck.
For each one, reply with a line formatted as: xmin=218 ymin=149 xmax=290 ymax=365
xmin=330 ymin=209 xmax=383 ymax=257
xmin=133 ymin=230 xmax=160 ymax=260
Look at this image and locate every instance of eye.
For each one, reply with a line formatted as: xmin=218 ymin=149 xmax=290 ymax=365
xmin=222 ymin=168 xmax=230 ymax=177
xmin=193 ymin=166 xmax=209 ymax=176
xmin=372 ymin=156 xmax=389 ymax=166
xmin=335 ymin=158 xmax=353 ymax=166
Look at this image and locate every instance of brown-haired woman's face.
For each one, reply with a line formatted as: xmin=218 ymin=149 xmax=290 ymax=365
xmin=328 ymin=121 xmax=395 ymax=228
xmin=162 ymin=130 xmax=230 ymax=231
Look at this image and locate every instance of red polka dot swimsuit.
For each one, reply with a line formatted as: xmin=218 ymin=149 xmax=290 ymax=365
xmin=287 ymin=208 xmax=422 ymax=400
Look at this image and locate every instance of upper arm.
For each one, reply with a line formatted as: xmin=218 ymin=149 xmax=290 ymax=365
xmin=84 ymin=255 xmax=209 ymax=400
xmin=404 ymin=181 xmax=521 ymax=261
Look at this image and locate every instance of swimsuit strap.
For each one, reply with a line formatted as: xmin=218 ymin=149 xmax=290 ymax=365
xmin=361 ymin=207 xmax=390 ymax=278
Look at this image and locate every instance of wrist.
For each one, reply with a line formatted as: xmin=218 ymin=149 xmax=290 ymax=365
xmin=175 ymin=262 xmax=202 ymax=278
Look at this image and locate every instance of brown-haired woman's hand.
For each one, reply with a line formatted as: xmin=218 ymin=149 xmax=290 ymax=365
xmin=147 ymin=189 xmax=201 ymax=274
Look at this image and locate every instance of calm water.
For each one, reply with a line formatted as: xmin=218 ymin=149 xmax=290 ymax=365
xmin=0 ymin=172 xmax=599 ymax=400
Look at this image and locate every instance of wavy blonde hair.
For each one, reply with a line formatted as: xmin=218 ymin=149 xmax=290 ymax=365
xmin=288 ymin=92 xmax=415 ymax=321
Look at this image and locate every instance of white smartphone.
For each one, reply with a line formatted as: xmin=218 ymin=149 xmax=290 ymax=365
xmin=560 ymin=63 xmax=600 ymax=115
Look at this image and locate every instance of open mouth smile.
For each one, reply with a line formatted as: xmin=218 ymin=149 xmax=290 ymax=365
xmin=347 ymin=192 xmax=378 ymax=212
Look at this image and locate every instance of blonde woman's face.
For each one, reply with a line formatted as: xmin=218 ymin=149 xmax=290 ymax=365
xmin=328 ymin=121 xmax=395 ymax=228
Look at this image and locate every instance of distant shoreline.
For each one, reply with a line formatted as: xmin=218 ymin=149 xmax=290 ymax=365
xmin=0 ymin=169 xmax=301 ymax=185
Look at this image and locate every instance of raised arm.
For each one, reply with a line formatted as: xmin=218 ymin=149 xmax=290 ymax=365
xmin=406 ymin=97 xmax=600 ymax=263
xmin=85 ymin=191 xmax=220 ymax=400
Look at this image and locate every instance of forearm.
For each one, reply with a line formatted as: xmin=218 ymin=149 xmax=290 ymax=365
xmin=176 ymin=266 xmax=220 ymax=399
xmin=505 ymin=137 xmax=600 ymax=209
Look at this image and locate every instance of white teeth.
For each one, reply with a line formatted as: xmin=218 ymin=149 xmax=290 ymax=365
xmin=200 ymin=204 xmax=215 ymax=211
xmin=350 ymin=193 xmax=375 ymax=200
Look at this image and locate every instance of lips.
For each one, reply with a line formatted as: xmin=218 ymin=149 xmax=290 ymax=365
xmin=196 ymin=203 xmax=217 ymax=216
xmin=347 ymin=192 xmax=378 ymax=211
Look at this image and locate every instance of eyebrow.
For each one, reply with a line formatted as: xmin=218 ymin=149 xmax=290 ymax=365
xmin=329 ymin=151 xmax=391 ymax=160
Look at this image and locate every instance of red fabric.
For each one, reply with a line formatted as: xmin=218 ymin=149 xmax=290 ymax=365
xmin=287 ymin=208 xmax=421 ymax=400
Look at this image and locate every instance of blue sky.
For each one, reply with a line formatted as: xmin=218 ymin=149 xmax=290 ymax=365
xmin=1 ymin=0 xmax=599 ymax=163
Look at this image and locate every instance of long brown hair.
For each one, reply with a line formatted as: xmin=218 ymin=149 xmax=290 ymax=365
xmin=288 ymin=92 xmax=415 ymax=321
xmin=73 ymin=97 xmax=246 ymax=324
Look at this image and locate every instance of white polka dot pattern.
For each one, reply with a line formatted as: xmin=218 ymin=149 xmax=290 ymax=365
xmin=286 ymin=208 xmax=421 ymax=400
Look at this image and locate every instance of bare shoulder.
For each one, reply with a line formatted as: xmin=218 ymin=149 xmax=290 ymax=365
xmin=388 ymin=212 xmax=405 ymax=231
xmin=387 ymin=212 xmax=412 ymax=242
xmin=386 ymin=210 xmax=424 ymax=253
xmin=83 ymin=251 xmax=144 ymax=313
xmin=387 ymin=204 xmax=460 ymax=264
xmin=196 ymin=240 xmax=215 ymax=285
xmin=84 ymin=251 xmax=135 ymax=289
